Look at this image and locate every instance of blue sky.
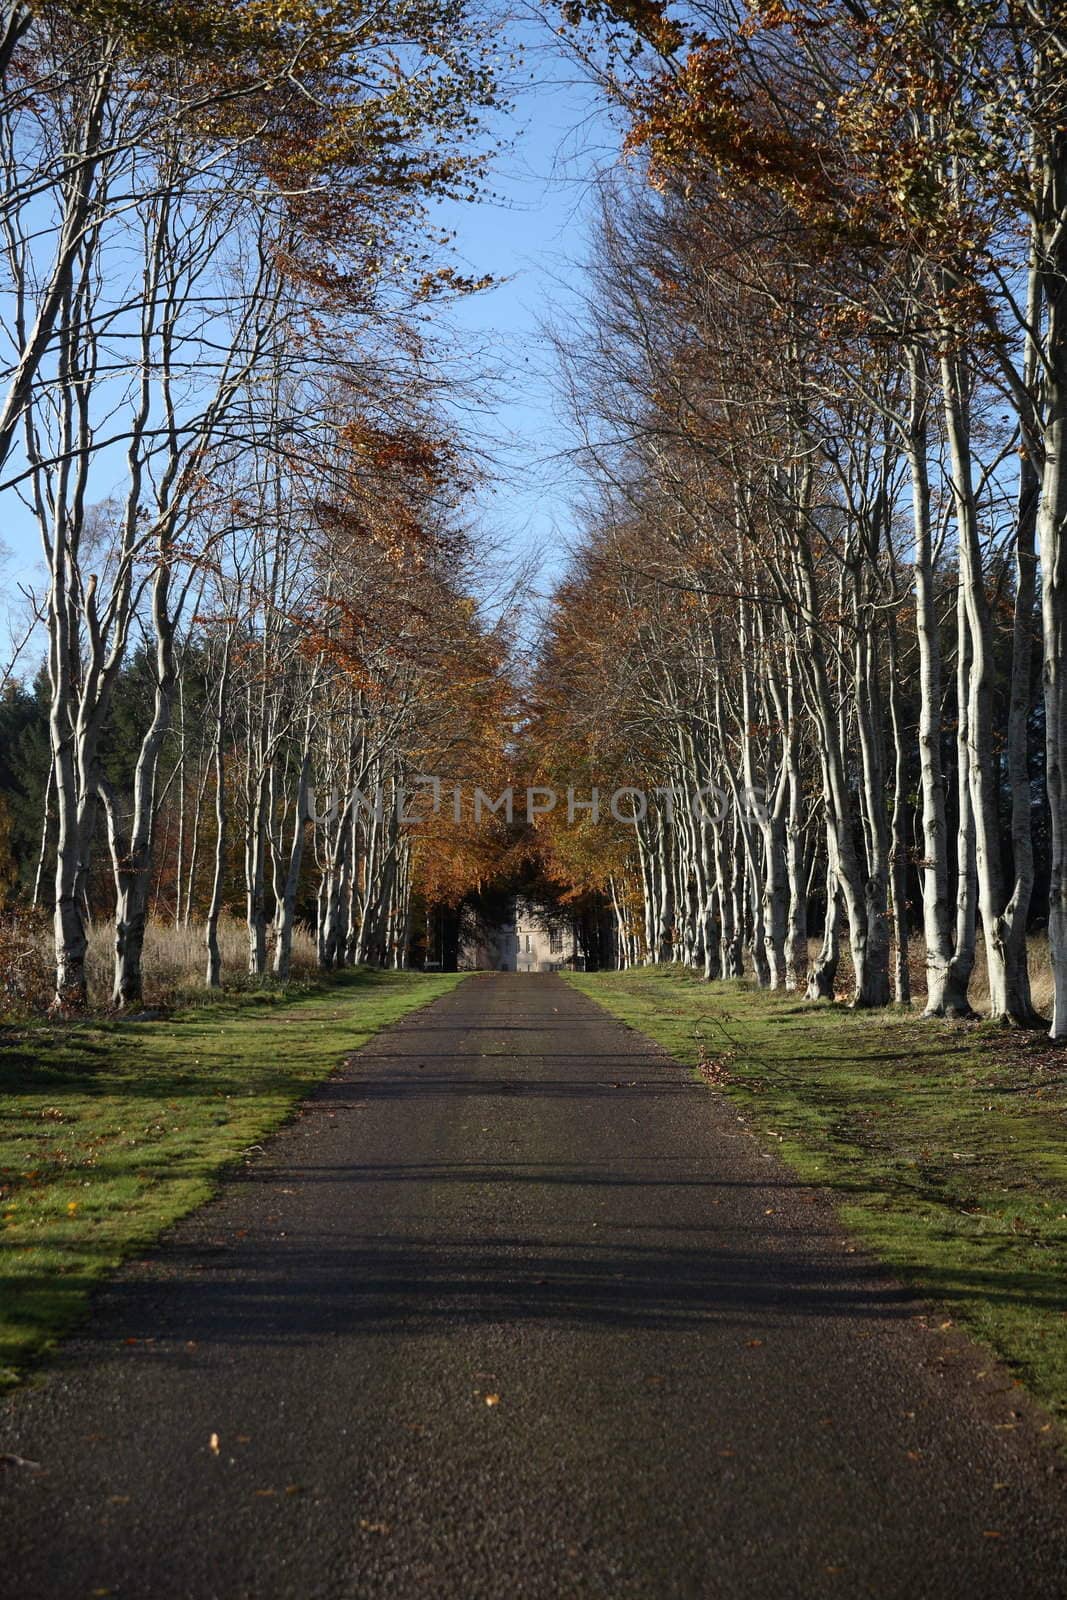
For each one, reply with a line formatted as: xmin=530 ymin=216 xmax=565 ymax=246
xmin=431 ymin=32 xmax=622 ymax=607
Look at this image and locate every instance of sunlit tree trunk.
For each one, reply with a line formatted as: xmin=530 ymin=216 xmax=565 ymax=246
xmin=904 ymin=348 xmax=953 ymax=1014
xmin=1037 ymin=138 xmax=1067 ymax=1036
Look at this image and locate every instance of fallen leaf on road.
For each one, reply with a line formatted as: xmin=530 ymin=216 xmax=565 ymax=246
xmin=983 ymin=1531 xmax=1003 ymax=1539
xmin=255 ymin=1488 xmax=276 ymax=1497
xmin=745 ymin=1339 xmax=764 ymax=1348
xmin=360 ymin=1520 xmax=391 ymax=1534
xmin=209 ymin=1433 xmax=220 ymax=1456
xmin=485 ymin=1394 xmax=501 ymax=1407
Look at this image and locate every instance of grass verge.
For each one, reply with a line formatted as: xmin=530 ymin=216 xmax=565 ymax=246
xmin=0 ymin=968 xmax=465 ymax=1388
xmin=568 ymin=966 xmax=1067 ymax=1418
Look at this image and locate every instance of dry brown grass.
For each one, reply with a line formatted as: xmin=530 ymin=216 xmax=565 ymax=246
xmin=968 ymin=932 xmax=1055 ymax=1015
xmin=803 ymin=930 xmax=1055 ymax=1017
xmin=0 ymin=913 xmax=317 ymax=1017
xmin=76 ymin=916 xmax=316 ymax=1007
xmin=83 ymin=916 xmax=319 ymax=1006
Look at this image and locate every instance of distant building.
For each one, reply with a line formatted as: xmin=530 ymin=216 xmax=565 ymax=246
xmin=459 ymin=897 xmax=580 ymax=972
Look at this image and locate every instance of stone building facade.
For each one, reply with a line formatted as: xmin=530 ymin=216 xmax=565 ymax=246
xmin=460 ymin=898 xmax=579 ymax=972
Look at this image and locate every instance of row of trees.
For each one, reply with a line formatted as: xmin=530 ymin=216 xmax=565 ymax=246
xmin=0 ymin=0 xmax=515 ymax=1009
xmin=531 ymin=0 xmax=1067 ymax=1032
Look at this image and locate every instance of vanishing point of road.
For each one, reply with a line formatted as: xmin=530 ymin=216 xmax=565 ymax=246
xmin=3 ymin=973 xmax=1066 ymax=1598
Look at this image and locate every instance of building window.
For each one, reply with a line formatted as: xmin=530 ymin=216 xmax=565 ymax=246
xmin=525 ymin=933 xmax=530 ymax=952
xmin=549 ymin=927 xmax=563 ymax=953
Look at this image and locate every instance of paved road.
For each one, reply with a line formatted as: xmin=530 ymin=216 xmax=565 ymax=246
xmin=3 ymin=973 xmax=1067 ymax=1599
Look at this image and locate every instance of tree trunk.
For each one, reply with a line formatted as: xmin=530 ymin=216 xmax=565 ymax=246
xmin=273 ymin=693 xmax=316 ymax=981
xmin=887 ymin=621 xmax=911 ymax=1006
xmin=941 ymin=345 xmax=1032 ymax=1022
xmin=945 ymin=581 xmax=978 ymax=1016
xmin=1037 ymin=139 xmax=1067 ymax=1037
xmin=807 ymin=848 xmax=842 ymax=1001
xmin=782 ymin=671 xmax=808 ymax=991
xmin=105 ymin=566 xmax=178 ymax=1010
xmin=906 ymin=347 xmax=954 ymax=1015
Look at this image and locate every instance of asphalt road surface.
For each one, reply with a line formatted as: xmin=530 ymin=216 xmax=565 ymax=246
xmin=3 ymin=972 xmax=1067 ymax=1599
